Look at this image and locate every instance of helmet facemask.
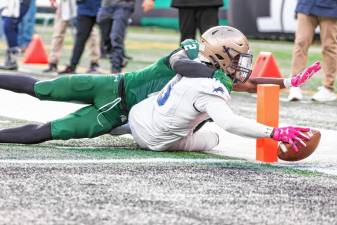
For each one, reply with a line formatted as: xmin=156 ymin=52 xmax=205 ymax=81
xmin=224 ymin=47 xmax=253 ymax=83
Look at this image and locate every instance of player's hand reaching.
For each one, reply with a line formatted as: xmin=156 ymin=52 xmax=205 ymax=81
xmin=284 ymin=61 xmax=321 ymax=88
xmin=271 ymin=126 xmax=310 ymax=152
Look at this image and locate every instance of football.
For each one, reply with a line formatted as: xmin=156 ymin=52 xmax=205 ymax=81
xmin=278 ymin=129 xmax=321 ymax=162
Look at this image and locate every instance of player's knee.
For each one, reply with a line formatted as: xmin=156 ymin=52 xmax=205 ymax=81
xmin=170 ymin=131 xmax=220 ymax=152
xmin=34 ymin=80 xmax=54 ymax=98
xmin=202 ymin=131 xmax=219 ymax=150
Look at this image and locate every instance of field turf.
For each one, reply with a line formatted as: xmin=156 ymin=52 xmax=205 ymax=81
xmin=0 ymin=114 xmax=337 ymax=224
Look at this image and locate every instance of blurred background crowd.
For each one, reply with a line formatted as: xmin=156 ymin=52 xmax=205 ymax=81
xmin=0 ymin=0 xmax=336 ymax=102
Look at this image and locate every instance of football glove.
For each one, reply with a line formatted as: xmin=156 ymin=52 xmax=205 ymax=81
xmin=271 ymin=126 xmax=310 ymax=152
xmin=284 ymin=61 xmax=321 ymax=88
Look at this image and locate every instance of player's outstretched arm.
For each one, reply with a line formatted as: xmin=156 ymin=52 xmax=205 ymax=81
xmin=204 ymin=97 xmax=310 ymax=151
xmin=233 ymin=61 xmax=321 ymax=93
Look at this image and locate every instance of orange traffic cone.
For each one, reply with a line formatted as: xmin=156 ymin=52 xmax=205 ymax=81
xmin=251 ymin=52 xmax=282 ymax=78
xmin=22 ymin=34 xmax=49 ymax=64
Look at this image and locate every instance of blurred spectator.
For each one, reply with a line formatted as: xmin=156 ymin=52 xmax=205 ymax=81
xmin=18 ymin=0 xmax=36 ymax=51
xmin=59 ymin=0 xmax=101 ymax=74
xmin=97 ymin=0 xmax=135 ymax=73
xmin=44 ymin=0 xmax=100 ymax=73
xmin=142 ymin=0 xmax=222 ymax=42
xmin=288 ymin=0 xmax=337 ymax=102
xmin=171 ymin=0 xmax=223 ymax=42
xmin=0 ymin=0 xmax=31 ymax=70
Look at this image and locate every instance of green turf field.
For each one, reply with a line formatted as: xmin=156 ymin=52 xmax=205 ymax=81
xmin=0 ymin=26 xmax=337 ymax=224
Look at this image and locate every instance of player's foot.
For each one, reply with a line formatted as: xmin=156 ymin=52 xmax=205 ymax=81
xmin=87 ymin=62 xmax=100 ymax=73
xmin=287 ymin=87 xmax=303 ymax=101
xmin=311 ymin=86 xmax=337 ymax=102
xmin=43 ymin=63 xmax=58 ymax=73
xmin=59 ymin=65 xmax=76 ymax=75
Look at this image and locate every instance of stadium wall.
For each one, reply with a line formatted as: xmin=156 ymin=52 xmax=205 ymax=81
xmin=35 ymin=0 xmax=313 ymax=40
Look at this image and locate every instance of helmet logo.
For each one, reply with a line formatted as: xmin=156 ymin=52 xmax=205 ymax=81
xmin=212 ymin=30 xmax=219 ymax=35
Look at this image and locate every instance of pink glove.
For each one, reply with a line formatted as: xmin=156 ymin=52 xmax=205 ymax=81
xmin=284 ymin=61 xmax=321 ymax=88
xmin=271 ymin=126 xmax=311 ymax=152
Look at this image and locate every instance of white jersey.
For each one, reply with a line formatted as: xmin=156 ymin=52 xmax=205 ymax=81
xmin=129 ymin=75 xmax=273 ymax=151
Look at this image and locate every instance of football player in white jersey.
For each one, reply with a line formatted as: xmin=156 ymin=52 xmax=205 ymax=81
xmin=124 ymin=26 xmax=321 ymax=152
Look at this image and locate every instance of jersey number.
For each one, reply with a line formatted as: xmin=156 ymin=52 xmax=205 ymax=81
xmin=183 ymin=44 xmax=197 ymax=51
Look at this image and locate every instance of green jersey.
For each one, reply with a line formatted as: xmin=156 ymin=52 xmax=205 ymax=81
xmin=123 ymin=54 xmax=175 ymax=111
xmin=123 ymin=39 xmax=205 ymax=111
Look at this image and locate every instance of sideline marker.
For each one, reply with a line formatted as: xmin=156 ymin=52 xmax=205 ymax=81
xmin=22 ymin=34 xmax=49 ymax=64
xmin=256 ymin=84 xmax=280 ymax=163
xmin=251 ymin=52 xmax=282 ymax=79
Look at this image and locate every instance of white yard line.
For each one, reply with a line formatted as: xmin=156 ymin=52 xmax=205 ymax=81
xmin=0 ymin=158 xmax=240 ymax=165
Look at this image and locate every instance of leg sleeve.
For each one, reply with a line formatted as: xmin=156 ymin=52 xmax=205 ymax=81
xmin=51 ymin=105 xmax=123 ymax=140
xmin=167 ymin=130 xmax=219 ymax=152
xmin=0 ymin=73 xmax=38 ymax=96
xmin=0 ymin=123 xmax=52 ymax=144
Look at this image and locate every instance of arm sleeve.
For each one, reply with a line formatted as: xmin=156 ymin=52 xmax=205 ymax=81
xmin=196 ymin=95 xmax=274 ymax=138
xmin=169 ymin=50 xmax=216 ymax=78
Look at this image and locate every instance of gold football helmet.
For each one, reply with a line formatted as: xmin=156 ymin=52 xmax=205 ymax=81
xmin=200 ymin=26 xmax=253 ymax=83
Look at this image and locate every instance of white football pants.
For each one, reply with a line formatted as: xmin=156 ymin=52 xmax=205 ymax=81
xmin=167 ymin=130 xmax=219 ymax=152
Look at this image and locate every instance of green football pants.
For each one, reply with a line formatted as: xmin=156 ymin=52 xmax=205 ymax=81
xmin=34 ymin=74 xmax=125 ymax=140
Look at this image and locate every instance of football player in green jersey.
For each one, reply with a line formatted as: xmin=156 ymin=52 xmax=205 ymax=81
xmin=0 ymin=40 xmax=215 ymax=143
xmin=0 ymin=27 xmax=320 ymax=144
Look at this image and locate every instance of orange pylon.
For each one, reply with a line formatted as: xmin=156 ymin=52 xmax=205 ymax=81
xmin=251 ymin=52 xmax=282 ymax=79
xmin=256 ymin=84 xmax=280 ymax=163
xmin=22 ymin=34 xmax=49 ymax=64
